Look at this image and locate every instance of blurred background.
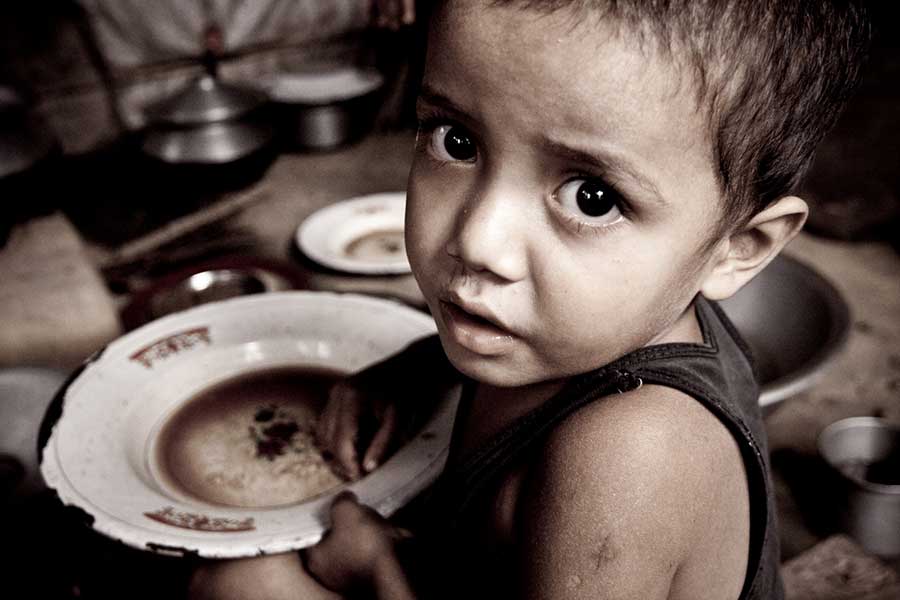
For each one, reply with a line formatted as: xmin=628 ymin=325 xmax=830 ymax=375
xmin=0 ymin=0 xmax=423 ymax=247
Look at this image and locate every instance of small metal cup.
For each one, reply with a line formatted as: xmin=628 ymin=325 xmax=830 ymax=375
xmin=817 ymin=416 xmax=900 ymax=557
xmin=148 ymin=268 xmax=268 ymax=319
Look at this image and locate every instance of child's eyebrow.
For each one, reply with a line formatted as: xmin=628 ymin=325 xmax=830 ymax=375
xmin=539 ymin=138 xmax=667 ymax=208
xmin=416 ymin=85 xmax=480 ymax=125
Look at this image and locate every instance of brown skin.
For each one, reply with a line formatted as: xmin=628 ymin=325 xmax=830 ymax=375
xmin=503 ymin=384 xmax=751 ymax=599
xmin=304 ymin=492 xmax=416 ymax=600
xmin=189 ymin=552 xmax=340 ymax=600
xmin=315 ymin=335 xmax=456 ymax=480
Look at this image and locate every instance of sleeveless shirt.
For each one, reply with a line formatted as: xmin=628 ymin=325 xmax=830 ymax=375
xmin=409 ymin=296 xmax=783 ymax=600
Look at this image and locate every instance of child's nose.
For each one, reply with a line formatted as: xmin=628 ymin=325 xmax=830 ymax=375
xmin=445 ymin=182 xmax=528 ymax=282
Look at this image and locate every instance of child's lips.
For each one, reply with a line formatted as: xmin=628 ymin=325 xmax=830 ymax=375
xmin=438 ymin=299 xmax=516 ymax=356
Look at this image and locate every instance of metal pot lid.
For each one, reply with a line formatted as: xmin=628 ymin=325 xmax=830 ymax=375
xmin=142 ymin=120 xmax=273 ymax=164
xmin=145 ymin=74 xmax=268 ymax=126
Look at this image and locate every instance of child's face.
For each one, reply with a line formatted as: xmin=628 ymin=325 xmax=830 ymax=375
xmin=406 ymin=1 xmax=727 ymax=387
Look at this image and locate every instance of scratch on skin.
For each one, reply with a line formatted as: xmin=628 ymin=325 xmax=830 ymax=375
xmin=589 ymin=534 xmax=618 ymax=570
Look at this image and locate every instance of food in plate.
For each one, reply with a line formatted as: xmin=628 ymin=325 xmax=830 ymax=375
xmin=154 ymin=366 xmax=345 ymax=508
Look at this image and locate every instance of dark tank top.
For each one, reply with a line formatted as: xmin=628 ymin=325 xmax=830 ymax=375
xmin=413 ymin=296 xmax=783 ymax=600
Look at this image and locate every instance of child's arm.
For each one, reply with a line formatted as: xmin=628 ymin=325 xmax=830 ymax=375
xmin=188 ymin=553 xmax=343 ymax=600
xmin=317 ymin=334 xmax=458 ymax=479
xmin=306 ymin=387 xmax=748 ymax=600
xmin=511 ymin=385 xmax=750 ymax=599
xmin=304 ymin=492 xmax=417 ymax=600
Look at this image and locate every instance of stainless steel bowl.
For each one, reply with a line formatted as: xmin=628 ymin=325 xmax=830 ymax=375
xmin=120 ymin=258 xmax=309 ymax=330
xmin=148 ymin=268 xmax=269 ymax=318
xmin=719 ymin=254 xmax=851 ymax=413
xmin=817 ymin=417 xmax=900 ymax=557
xmin=273 ymin=92 xmax=382 ymax=151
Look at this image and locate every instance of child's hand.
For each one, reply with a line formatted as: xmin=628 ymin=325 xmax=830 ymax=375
xmin=317 ymin=374 xmax=399 ymax=480
xmin=188 ymin=553 xmax=342 ymax=600
xmin=303 ymin=492 xmax=412 ymax=595
xmin=316 ymin=335 xmax=456 ymax=480
xmin=371 ymin=0 xmax=415 ymax=30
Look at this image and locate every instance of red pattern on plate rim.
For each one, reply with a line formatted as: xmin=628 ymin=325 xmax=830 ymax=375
xmin=130 ymin=327 xmax=212 ymax=369
xmin=144 ymin=506 xmax=255 ymax=532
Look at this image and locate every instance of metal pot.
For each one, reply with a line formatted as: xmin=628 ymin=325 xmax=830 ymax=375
xmin=141 ymin=74 xmax=274 ymax=166
xmin=262 ymin=67 xmax=385 ymax=152
xmin=817 ymin=417 xmax=900 ymax=557
xmin=719 ymin=254 xmax=850 ymax=413
xmin=142 ymin=118 xmax=273 ymax=165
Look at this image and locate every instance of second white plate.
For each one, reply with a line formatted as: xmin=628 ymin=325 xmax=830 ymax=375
xmin=296 ymin=192 xmax=410 ymax=275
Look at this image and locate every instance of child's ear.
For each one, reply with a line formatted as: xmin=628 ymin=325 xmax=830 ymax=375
xmin=701 ymin=196 xmax=808 ymax=300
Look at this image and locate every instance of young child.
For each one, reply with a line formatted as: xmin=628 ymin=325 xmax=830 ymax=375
xmin=190 ymin=1 xmax=870 ymax=598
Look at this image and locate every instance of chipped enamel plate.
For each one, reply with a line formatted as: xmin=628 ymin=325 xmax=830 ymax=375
xmin=40 ymin=292 xmax=456 ymax=558
xmin=296 ymin=192 xmax=410 ymax=275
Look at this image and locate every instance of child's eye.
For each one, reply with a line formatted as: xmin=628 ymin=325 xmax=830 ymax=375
xmin=428 ymin=124 xmax=477 ymax=162
xmin=553 ymin=178 xmax=624 ymax=228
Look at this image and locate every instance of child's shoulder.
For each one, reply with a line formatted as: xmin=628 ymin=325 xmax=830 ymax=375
xmin=541 ymin=382 xmax=742 ymax=477
xmin=512 ymin=384 xmax=750 ymax=598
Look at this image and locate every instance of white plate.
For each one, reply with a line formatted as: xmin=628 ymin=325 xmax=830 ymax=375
xmin=40 ymin=292 xmax=456 ymax=558
xmin=296 ymin=192 xmax=410 ymax=275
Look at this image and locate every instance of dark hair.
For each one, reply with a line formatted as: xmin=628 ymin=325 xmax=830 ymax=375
xmin=460 ymin=0 xmax=872 ymax=228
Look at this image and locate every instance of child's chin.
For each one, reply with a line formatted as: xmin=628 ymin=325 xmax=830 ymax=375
xmin=443 ymin=344 xmax=542 ymax=388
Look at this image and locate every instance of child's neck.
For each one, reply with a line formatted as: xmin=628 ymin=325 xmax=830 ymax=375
xmin=456 ymin=300 xmax=704 ymax=457
xmin=457 ymin=378 xmax=567 ymax=459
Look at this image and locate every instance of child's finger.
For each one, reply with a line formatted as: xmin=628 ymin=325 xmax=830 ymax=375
xmin=330 ymin=491 xmax=386 ymax=532
xmin=315 ymin=408 xmax=334 ymax=456
xmin=334 ymin=397 xmax=362 ymax=479
xmin=374 ymin=0 xmax=409 ymax=29
xmin=362 ymin=403 xmax=397 ymax=473
xmin=329 ymin=490 xmax=362 ymax=523
xmin=401 ymin=0 xmax=415 ymax=25
xmin=378 ymin=0 xmax=399 ymax=19
xmin=316 ymin=384 xmax=346 ymax=450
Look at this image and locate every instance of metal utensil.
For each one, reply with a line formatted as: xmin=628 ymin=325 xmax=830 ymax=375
xmin=818 ymin=416 xmax=900 ymax=557
xmin=262 ymin=67 xmax=385 ymax=152
xmin=140 ymin=22 xmax=274 ymax=165
xmin=142 ymin=119 xmax=273 ymax=164
xmin=720 ymin=254 xmax=851 ymax=413
xmin=147 ymin=268 xmax=269 ymax=318
xmin=145 ymin=73 xmax=266 ymax=126
xmin=119 ymin=256 xmax=309 ymax=330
